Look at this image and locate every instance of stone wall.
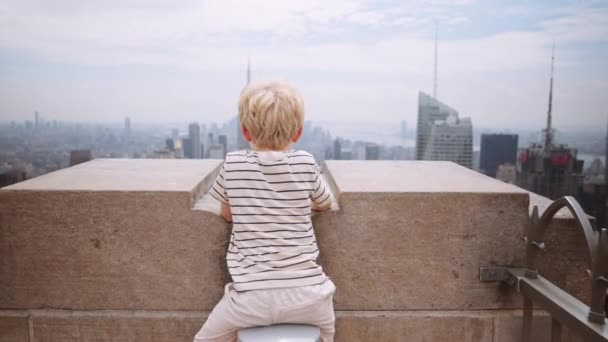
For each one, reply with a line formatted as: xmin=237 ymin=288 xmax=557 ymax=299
xmin=0 ymin=159 xmax=591 ymax=341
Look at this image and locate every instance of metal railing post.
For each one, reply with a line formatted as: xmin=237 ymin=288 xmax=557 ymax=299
xmin=523 ymin=296 xmax=533 ymax=342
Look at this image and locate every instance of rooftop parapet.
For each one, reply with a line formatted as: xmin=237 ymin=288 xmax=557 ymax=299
xmin=0 ymin=159 xmax=590 ymax=341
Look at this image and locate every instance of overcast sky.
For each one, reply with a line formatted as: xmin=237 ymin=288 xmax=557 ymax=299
xmin=0 ymin=0 xmax=607 ymax=130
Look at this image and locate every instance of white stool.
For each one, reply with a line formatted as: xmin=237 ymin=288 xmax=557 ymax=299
xmin=237 ymin=324 xmax=321 ymax=342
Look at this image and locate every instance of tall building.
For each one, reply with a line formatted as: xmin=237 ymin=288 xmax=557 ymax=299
xmin=479 ymin=134 xmax=518 ymax=177
xmin=333 ymin=139 xmax=342 ymax=160
xmin=236 ymin=58 xmax=252 ymax=150
xmin=365 ymin=143 xmax=380 ymax=160
xmin=218 ymin=135 xmax=228 ymax=157
xmin=516 ymin=45 xmax=584 ymax=200
xmin=415 ymin=92 xmax=473 ymax=168
xmin=124 ymin=117 xmax=131 ymax=139
xmin=165 ymin=138 xmax=175 ymax=152
xmin=414 ymin=29 xmax=472 ymax=168
xmin=182 ymin=138 xmax=193 ymax=159
xmin=496 ymin=164 xmax=517 ymax=184
xmin=189 ymin=122 xmax=201 ymax=159
xmin=35 ymin=111 xmax=40 ymax=130
xmin=70 ymin=150 xmax=92 ymax=166
xmin=0 ymin=167 xmax=26 ymax=187
xmin=207 ymin=144 xmax=225 ymax=159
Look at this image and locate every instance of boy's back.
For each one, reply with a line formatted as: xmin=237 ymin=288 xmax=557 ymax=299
xmin=194 ymin=80 xmax=335 ymax=342
xmin=210 ymin=149 xmax=331 ymax=292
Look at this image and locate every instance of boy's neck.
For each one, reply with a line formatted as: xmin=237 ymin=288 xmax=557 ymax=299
xmin=250 ymin=143 xmax=292 ymax=152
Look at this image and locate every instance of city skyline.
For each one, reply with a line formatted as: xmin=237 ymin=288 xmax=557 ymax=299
xmin=0 ymin=1 xmax=607 ymax=130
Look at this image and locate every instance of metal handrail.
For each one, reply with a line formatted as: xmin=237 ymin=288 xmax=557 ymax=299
xmin=480 ymin=196 xmax=608 ymax=341
xmin=524 ymin=196 xmax=607 ymax=324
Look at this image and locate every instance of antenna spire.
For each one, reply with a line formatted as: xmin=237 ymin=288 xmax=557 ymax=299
xmin=544 ymin=42 xmax=555 ymax=150
xmin=246 ymin=57 xmax=251 ymax=85
xmin=433 ymin=23 xmax=438 ymax=99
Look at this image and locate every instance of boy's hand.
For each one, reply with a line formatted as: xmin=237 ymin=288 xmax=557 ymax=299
xmin=311 ymin=199 xmax=331 ymax=211
xmin=220 ymin=202 xmax=232 ymax=222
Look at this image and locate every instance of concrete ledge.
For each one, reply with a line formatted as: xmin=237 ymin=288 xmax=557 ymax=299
xmin=319 ymin=161 xmax=529 ymax=310
xmin=1 ymin=168 xmax=231 ymax=310
xmin=2 ymin=158 xmax=223 ymax=207
xmin=493 ymin=310 xmax=584 ymax=342
xmin=1 ymin=160 xmax=590 ymax=315
xmin=0 ymin=315 xmax=29 ymax=342
xmin=0 ymin=309 xmax=584 ymax=342
xmin=335 ymin=310 xmax=494 ymax=342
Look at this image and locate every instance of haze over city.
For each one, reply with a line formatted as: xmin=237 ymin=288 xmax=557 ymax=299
xmin=0 ymin=0 xmax=607 ymax=131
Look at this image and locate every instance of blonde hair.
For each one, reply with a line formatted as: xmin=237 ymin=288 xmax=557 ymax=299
xmin=238 ymin=80 xmax=304 ymax=150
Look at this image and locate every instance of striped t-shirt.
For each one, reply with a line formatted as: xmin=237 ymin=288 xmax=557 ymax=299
xmin=209 ymin=149 xmax=332 ymax=292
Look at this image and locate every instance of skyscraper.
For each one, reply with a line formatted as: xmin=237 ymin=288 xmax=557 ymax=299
xmin=365 ymin=143 xmax=380 ymax=160
xmin=189 ymin=122 xmax=201 ymax=159
xmin=516 ymin=45 xmax=584 ymax=200
xmin=236 ymin=58 xmax=252 ymax=150
xmin=218 ymin=135 xmax=228 ymax=157
xmin=415 ymin=92 xmax=473 ymax=168
xmin=479 ymin=134 xmax=518 ymax=177
xmin=182 ymin=138 xmax=192 ymax=159
xmin=124 ymin=117 xmax=131 ymax=139
xmin=415 ymin=29 xmax=473 ymax=168
xmin=70 ymin=150 xmax=92 ymax=166
xmin=333 ymin=139 xmax=342 ymax=160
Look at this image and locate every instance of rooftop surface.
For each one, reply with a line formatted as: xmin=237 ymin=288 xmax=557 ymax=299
xmin=2 ymin=158 xmax=222 ymax=192
xmin=325 ymin=160 xmax=529 ymax=194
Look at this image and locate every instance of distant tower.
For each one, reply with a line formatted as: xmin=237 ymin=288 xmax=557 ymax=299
xmin=479 ymin=134 xmax=518 ymax=177
xmin=415 ymin=26 xmax=473 ymax=168
xmin=236 ymin=58 xmax=252 ymax=150
xmin=70 ymin=150 xmax=92 ymax=166
xmin=516 ymin=44 xmax=584 ymax=200
xmin=333 ymin=139 xmax=342 ymax=160
xmin=35 ymin=111 xmax=40 ymax=129
xmin=543 ymin=43 xmax=555 ymax=152
xmin=247 ymin=57 xmax=251 ymax=85
xmin=124 ymin=117 xmax=131 ymax=139
xmin=189 ymin=122 xmax=202 ymax=159
xmin=218 ymin=135 xmax=228 ymax=157
xmin=433 ymin=23 xmax=438 ymax=99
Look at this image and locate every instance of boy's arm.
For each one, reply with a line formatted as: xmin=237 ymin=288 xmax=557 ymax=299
xmin=220 ymin=202 xmax=232 ymax=222
xmin=310 ymin=164 xmax=333 ymax=211
xmin=209 ymin=163 xmax=232 ymax=223
xmin=311 ymin=199 xmax=331 ymax=211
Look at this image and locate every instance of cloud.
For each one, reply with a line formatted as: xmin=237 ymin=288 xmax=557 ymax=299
xmin=0 ymin=0 xmax=606 ymax=129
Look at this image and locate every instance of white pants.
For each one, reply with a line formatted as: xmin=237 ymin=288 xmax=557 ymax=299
xmin=194 ymin=279 xmax=336 ymax=342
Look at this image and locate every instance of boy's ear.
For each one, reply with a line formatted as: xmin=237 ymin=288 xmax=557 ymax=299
xmin=242 ymin=126 xmax=252 ymax=142
xmin=292 ymin=127 xmax=303 ymax=143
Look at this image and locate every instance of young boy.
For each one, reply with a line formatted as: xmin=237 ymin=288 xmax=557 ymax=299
xmin=193 ymin=81 xmax=335 ymax=342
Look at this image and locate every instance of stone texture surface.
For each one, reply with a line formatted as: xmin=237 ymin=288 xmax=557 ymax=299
xmin=0 ymin=309 xmax=591 ymax=342
xmin=493 ymin=310 xmax=584 ymax=342
xmin=324 ymin=160 xmax=529 ymax=194
xmin=0 ymin=159 xmax=590 ymax=316
xmin=0 ymin=191 xmax=231 ymax=311
xmin=31 ymin=312 xmax=205 ymax=342
xmin=318 ymin=161 xmax=529 ymax=310
xmin=0 ymin=316 xmax=29 ymax=342
xmin=335 ymin=311 xmax=493 ymax=342
xmin=2 ymin=159 xmax=221 ymax=193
